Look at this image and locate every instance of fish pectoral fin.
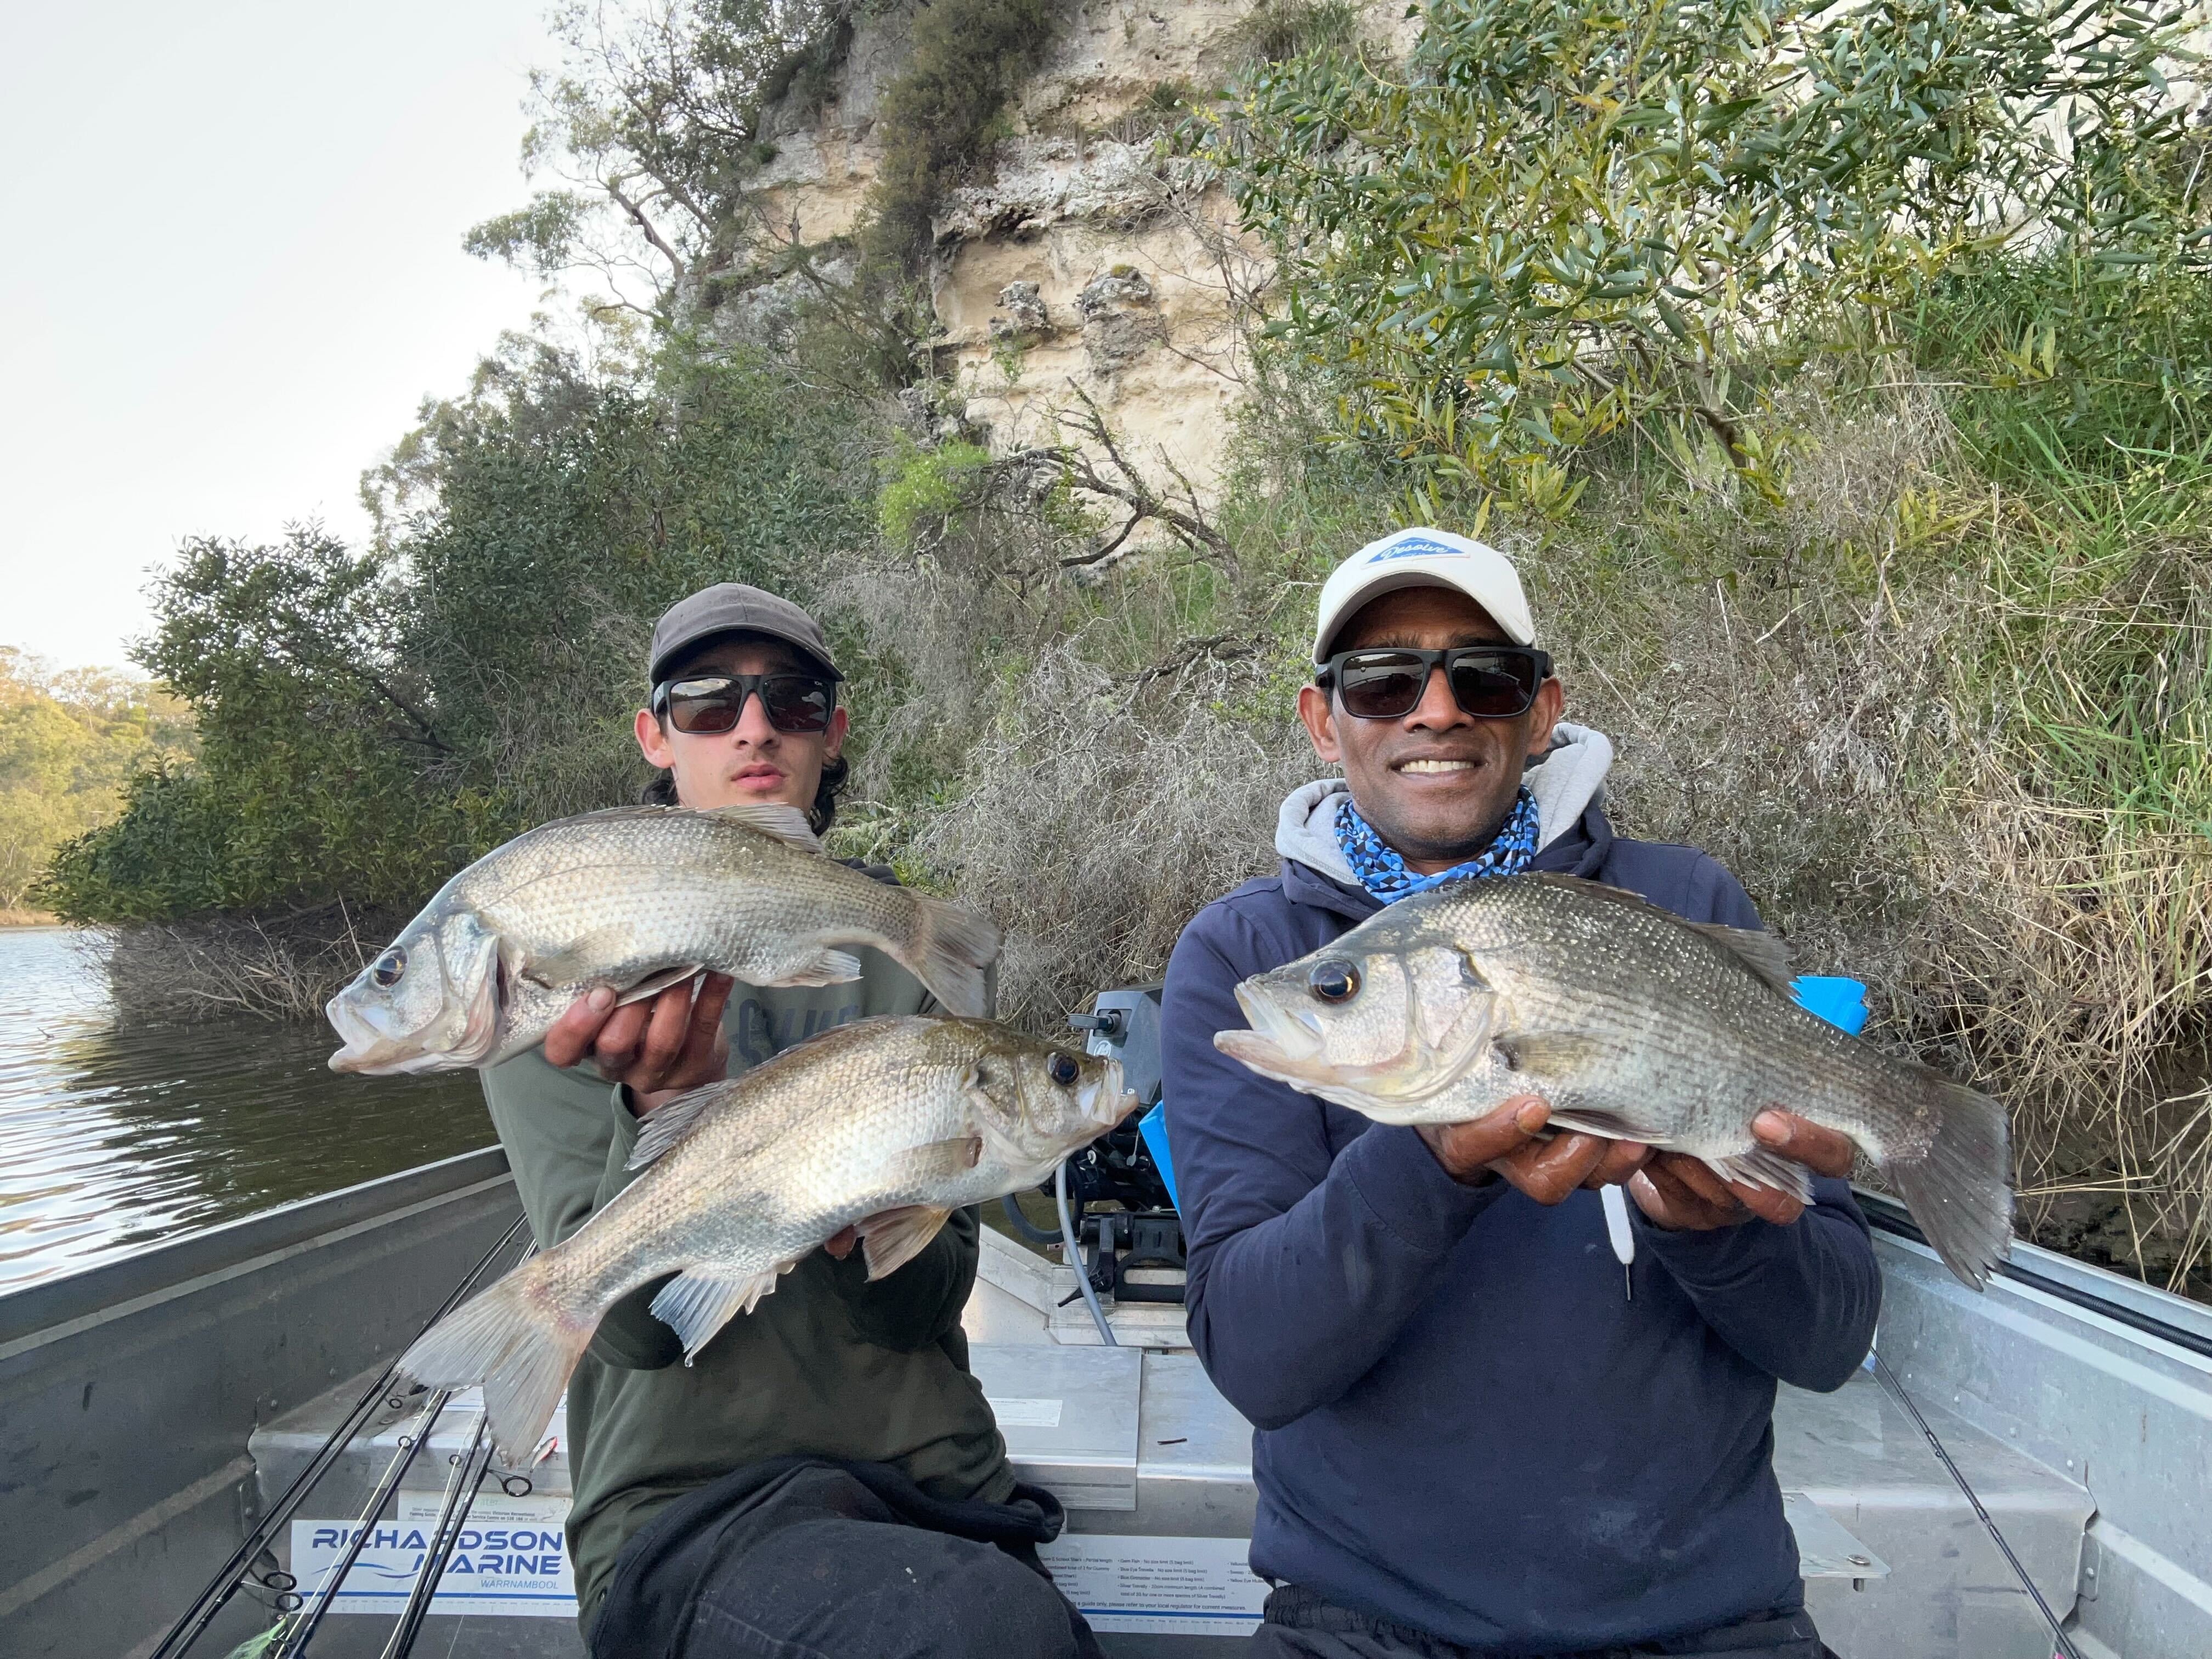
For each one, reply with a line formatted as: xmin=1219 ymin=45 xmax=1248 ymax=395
xmin=613 ymin=964 xmax=707 ymax=1007
xmin=854 ymin=1204 xmax=957 ymax=1280
xmin=768 ymin=948 xmax=864 ymax=988
xmin=650 ymin=1259 xmax=793 ymax=1361
xmin=1492 ymin=1031 xmax=1606 ymax=1078
xmin=625 ymin=1084 xmax=724 ymax=1170
xmin=1683 ymin=921 xmax=1795 ymax=994
xmin=703 ymin=801 xmax=823 ymax=854
xmin=895 ymin=1135 xmax=987 ymax=1182
xmin=1703 ymin=1147 xmax=1815 ymax=1203
xmin=520 ymin=925 xmax=642 ymax=988
xmin=1543 ymin=1107 xmax=1673 ymax=1144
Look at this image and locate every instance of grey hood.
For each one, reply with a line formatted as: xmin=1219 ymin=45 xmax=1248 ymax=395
xmin=1273 ymin=721 xmax=1616 ymax=884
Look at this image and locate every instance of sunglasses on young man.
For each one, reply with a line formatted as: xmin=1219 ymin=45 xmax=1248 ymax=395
xmin=1316 ymin=645 xmax=1554 ymax=721
xmin=652 ymin=671 xmax=838 ymax=736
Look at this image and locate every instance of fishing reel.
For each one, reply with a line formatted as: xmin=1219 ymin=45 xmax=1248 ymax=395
xmin=1000 ymin=985 xmax=1187 ymax=1305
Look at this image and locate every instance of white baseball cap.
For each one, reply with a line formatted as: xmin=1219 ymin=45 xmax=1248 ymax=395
xmin=1311 ymin=527 xmax=1537 ymax=662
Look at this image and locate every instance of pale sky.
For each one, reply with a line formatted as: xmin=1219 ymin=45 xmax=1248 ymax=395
xmin=1 ymin=1 xmax=560 ymax=670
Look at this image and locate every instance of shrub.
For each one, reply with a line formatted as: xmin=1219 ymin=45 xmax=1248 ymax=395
xmin=861 ymin=0 xmax=1058 ymax=270
xmin=45 ymin=344 xmax=883 ymax=928
xmin=1209 ymin=0 xmax=2208 ymax=510
xmin=877 ymin=439 xmax=994 ymax=546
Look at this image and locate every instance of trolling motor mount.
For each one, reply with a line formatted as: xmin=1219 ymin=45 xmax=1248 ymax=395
xmin=1010 ymin=985 xmax=1186 ymax=1306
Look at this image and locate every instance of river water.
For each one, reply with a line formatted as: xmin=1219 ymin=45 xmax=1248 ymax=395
xmin=0 ymin=927 xmax=493 ymax=1293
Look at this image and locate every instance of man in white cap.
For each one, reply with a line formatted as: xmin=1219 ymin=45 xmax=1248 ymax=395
xmin=1159 ymin=530 xmax=1878 ymax=1657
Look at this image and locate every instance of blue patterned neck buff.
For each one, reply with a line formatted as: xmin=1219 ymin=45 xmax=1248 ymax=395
xmin=1335 ymin=787 xmax=1542 ymax=902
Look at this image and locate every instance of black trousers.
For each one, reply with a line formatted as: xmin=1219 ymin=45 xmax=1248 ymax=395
xmin=590 ymin=1457 xmax=1104 ymax=1659
xmin=1246 ymin=1585 xmax=1837 ymax=1659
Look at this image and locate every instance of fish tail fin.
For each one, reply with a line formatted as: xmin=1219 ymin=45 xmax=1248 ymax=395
xmin=905 ymin=894 xmax=1002 ymax=1018
xmin=397 ymin=1257 xmax=594 ymax=1463
xmin=1883 ymin=1073 xmax=2015 ymax=1291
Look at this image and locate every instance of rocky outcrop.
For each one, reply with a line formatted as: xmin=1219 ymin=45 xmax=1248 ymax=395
xmin=732 ymin=1 xmax=1407 ymax=501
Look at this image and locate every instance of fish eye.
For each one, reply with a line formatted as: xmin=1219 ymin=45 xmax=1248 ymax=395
xmin=370 ymin=947 xmax=407 ymax=989
xmin=1308 ymin=959 xmax=1361 ymax=1003
xmin=1049 ymin=1052 xmax=1080 ymax=1086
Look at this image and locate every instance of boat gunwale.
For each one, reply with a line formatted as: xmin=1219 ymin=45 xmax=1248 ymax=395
xmin=0 ymin=1145 xmax=509 ymax=1351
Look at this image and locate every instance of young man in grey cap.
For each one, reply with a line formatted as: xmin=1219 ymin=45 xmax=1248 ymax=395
xmin=482 ymin=582 xmax=1099 ymax=1657
xmin=1160 ymin=531 xmax=1878 ymax=1658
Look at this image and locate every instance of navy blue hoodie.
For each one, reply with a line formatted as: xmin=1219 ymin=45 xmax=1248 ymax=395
xmin=1160 ymin=731 xmax=1880 ymax=1654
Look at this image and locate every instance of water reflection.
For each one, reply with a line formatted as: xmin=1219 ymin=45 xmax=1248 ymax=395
xmin=0 ymin=927 xmax=490 ymax=1291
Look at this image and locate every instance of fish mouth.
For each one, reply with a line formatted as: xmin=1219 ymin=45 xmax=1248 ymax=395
xmin=1080 ymin=1060 xmax=1138 ymax=1130
xmin=325 ymin=994 xmax=426 ymax=1075
xmin=324 ymin=956 xmax=504 ymax=1076
xmin=1221 ymin=984 xmax=1326 ymax=1073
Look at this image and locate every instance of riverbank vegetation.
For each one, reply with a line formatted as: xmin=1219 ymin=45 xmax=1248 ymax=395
xmin=1 ymin=648 xmax=191 ymax=918
xmin=36 ymin=0 xmax=2212 ymax=1295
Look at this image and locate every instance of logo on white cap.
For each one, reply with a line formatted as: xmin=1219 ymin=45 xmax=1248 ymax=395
xmin=1364 ymin=534 xmax=1469 ymax=564
xmin=1312 ymin=527 xmax=1537 ymax=661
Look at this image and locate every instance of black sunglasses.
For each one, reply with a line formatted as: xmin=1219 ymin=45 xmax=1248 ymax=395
xmin=1317 ymin=645 xmax=1553 ymax=721
xmin=652 ymin=672 xmax=837 ymax=736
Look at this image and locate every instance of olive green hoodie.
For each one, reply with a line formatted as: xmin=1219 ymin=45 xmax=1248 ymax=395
xmin=479 ymin=936 xmax=1014 ymax=1626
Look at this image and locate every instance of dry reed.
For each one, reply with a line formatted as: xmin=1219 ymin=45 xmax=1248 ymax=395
xmin=878 ymin=379 xmax=2212 ymax=1296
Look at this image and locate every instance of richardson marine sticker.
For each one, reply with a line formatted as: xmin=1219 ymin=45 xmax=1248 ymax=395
xmin=289 ymin=1492 xmax=576 ymax=1618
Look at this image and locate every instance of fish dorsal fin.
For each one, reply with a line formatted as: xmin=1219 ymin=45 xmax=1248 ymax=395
xmin=1517 ymin=873 xmax=1794 ymax=994
xmin=627 ymin=1082 xmax=724 ymax=1170
xmin=1684 ymin=920 xmax=1794 ymax=993
xmin=704 ymin=801 xmax=822 ymax=853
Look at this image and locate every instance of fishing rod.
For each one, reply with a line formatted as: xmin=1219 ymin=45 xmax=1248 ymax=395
xmin=268 ymin=1385 xmax=460 ymax=1659
xmin=376 ymin=1407 xmax=501 ymax=1659
xmin=287 ymin=1238 xmax=539 ymax=1659
xmin=1869 ymin=1351 xmax=2083 ymax=1659
xmin=148 ymin=1213 xmax=531 ymax=1659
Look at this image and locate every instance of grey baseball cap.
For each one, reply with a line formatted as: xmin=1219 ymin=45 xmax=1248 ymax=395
xmin=647 ymin=583 xmax=843 ymax=686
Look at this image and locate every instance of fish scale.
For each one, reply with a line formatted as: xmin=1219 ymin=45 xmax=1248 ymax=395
xmin=395 ymin=1015 xmax=1134 ymax=1460
xmin=1420 ymin=879 xmax=1932 ymax=1164
xmin=325 ymin=803 xmax=1001 ymax=1074
xmin=1215 ymin=872 xmax=2013 ymax=1290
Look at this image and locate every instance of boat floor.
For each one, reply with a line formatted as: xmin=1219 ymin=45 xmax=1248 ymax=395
xmin=252 ymin=1229 xmax=2093 ymax=1658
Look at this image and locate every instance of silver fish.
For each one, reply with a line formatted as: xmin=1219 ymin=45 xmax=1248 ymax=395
xmin=1214 ymin=873 xmax=2012 ymax=1289
xmin=398 ymin=1015 xmax=1135 ymax=1458
xmin=325 ymin=802 xmax=1000 ymax=1074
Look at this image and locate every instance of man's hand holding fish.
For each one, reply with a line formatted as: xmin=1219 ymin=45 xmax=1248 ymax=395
xmin=1634 ymin=1111 xmax=1860 ymax=1231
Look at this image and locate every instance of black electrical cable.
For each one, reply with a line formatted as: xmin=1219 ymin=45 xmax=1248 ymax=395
xmin=1870 ymin=1352 xmax=2082 ymax=1659
xmin=1000 ymin=1193 xmax=1063 ymax=1247
xmin=149 ymin=1212 xmax=531 ymax=1659
xmin=1056 ymin=1159 xmax=1116 ymax=1346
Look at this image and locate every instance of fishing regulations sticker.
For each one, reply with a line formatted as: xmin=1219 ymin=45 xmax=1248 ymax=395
xmin=1035 ymin=1534 xmax=1268 ymax=1636
xmin=290 ymin=1492 xmax=577 ymax=1618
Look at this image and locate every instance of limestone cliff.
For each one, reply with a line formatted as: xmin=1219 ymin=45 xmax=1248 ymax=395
xmin=740 ymin=1 xmax=1408 ymax=494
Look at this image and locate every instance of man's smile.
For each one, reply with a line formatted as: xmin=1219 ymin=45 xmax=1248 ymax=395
xmin=1395 ymin=758 xmax=1480 ymax=775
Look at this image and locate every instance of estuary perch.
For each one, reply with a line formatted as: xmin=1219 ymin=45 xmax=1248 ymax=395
xmin=398 ymin=1015 xmax=1136 ymax=1460
xmin=1214 ymin=873 xmax=2013 ymax=1289
xmin=325 ymin=803 xmax=1000 ymax=1074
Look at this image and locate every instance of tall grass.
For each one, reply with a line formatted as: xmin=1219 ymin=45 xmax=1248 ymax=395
xmin=864 ymin=349 xmax=2212 ymax=1298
